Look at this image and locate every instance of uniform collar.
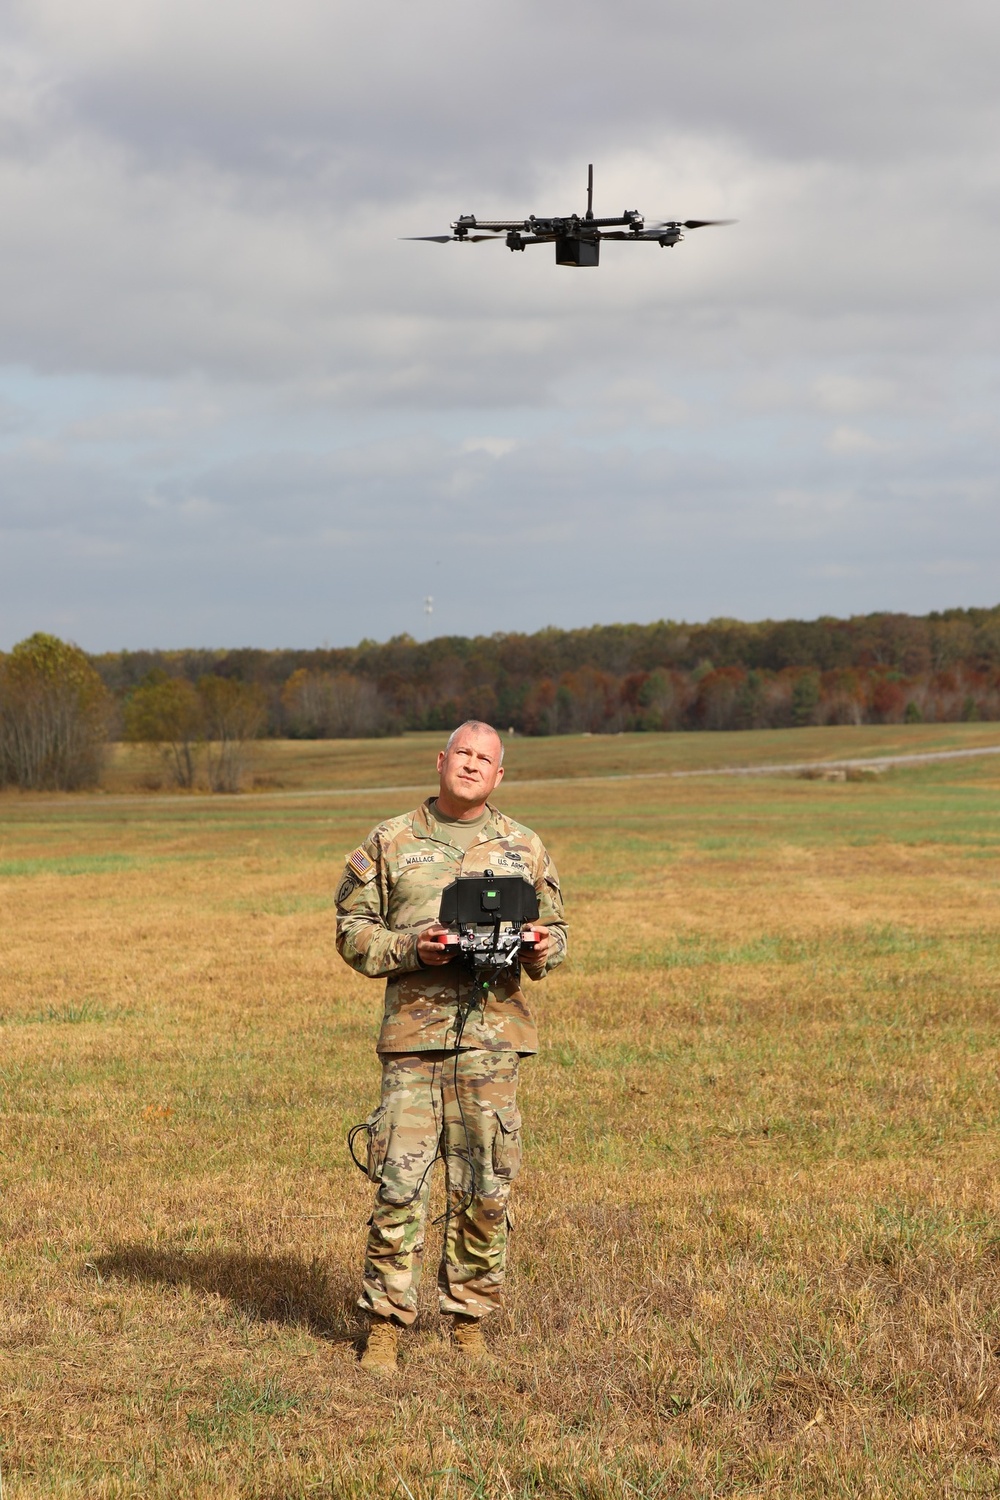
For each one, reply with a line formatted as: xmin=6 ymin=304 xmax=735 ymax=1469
xmin=413 ymin=796 xmax=507 ymax=847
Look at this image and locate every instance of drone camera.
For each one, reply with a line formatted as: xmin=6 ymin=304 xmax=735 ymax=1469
xmin=556 ymin=235 xmax=600 ymax=267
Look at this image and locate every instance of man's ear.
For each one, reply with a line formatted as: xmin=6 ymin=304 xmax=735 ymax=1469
xmin=494 ymin=763 xmax=505 ymax=784
xmin=436 ymin=750 xmax=446 ymax=774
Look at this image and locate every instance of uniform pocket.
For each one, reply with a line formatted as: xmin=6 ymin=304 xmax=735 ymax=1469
xmin=491 ymin=1103 xmax=523 ymax=1182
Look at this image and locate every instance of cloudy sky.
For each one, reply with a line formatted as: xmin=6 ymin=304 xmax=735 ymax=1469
xmin=0 ymin=0 xmax=998 ymax=651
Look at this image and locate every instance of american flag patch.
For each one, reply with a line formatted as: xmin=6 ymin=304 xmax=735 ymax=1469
xmin=347 ymin=846 xmax=375 ymax=881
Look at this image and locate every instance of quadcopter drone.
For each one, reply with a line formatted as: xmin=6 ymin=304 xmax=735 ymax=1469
xmin=406 ymin=164 xmax=735 ymax=268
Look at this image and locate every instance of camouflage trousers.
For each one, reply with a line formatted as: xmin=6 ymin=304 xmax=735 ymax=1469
xmin=358 ymin=1048 xmax=522 ymax=1326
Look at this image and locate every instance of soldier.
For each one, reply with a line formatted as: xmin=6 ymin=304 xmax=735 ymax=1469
xmin=336 ymin=720 xmax=567 ymax=1374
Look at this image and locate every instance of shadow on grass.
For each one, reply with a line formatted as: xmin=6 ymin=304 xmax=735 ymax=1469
xmin=93 ymin=1244 xmax=358 ymax=1343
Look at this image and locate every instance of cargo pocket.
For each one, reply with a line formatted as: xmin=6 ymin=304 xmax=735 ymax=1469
xmin=491 ymin=1104 xmax=523 ymax=1182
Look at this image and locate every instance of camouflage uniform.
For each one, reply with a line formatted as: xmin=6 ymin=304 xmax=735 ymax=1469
xmin=336 ymin=798 xmax=567 ymax=1325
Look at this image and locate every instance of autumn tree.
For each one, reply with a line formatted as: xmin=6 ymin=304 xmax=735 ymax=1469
xmin=820 ymin=669 xmax=865 ymax=726
xmin=520 ymin=678 xmax=559 ymax=736
xmin=198 ymin=675 xmax=266 ymax=792
xmin=869 ymin=676 xmax=908 ymax=724
xmin=0 ymin=632 xmax=111 ymax=790
xmin=558 ymin=667 xmax=621 ymax=733
xmin=790 ymin=671 xmax=821 ymax=727
xmin=693 ymin=667 xmax=745 ymax=730
xmin=281 ymin=669 xmax=392 ymax=738
xmin=733 ymin=669 xmax=768 ymax=729
xmin=123 ymin=671 xmax=204 ymax=787
xmin=632 ymin=668 xmax=685 ymax=730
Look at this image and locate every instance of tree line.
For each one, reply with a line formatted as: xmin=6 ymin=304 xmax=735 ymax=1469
xmin=2 ymin=607 xmax=999 ymax=790
xmin=93 ymin=604 xmax=1000 ymax=739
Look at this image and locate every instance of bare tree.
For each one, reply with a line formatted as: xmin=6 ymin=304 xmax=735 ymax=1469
xmin=281 ymin=669 xmax=392 ymax=737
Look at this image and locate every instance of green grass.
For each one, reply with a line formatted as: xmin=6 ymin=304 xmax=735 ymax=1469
xmin=0 ymin=853 xmax=146 ymax=877
xmin=2 ymin=732 xmax=1000 ymax=1496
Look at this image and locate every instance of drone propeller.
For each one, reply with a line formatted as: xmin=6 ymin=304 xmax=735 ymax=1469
xmin=401 ymin=233 xmax=505 ymax=243
xmin=648 ymin=218 xmax=737 ymax=231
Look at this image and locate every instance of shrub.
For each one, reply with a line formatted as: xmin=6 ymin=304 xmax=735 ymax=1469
xmin=0 ymin=633 xmax=111 ymax=790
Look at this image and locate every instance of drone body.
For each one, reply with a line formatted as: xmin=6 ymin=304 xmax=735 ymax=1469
xmin=406 ymin=165 xmax=734 ymax=268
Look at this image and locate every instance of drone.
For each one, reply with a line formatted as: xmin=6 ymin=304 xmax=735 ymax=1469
xmin=405 ymin=164 xmax=735 ymax=268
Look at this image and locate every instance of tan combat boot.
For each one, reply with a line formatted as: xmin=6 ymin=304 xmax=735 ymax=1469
xmin=359 ymin=1316 xmax=399 ymax=1375
xmin=451 ymin=1313 xmax=492 ymax=1362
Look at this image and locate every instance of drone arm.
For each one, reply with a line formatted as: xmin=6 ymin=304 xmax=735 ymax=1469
xmin=467 ymin=220 xmax=533 ymax=232
xmin=506 ymin=229 xmax=556 ymax=251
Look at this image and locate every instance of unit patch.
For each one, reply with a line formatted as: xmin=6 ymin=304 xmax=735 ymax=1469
xmin=347 ymin=846 xmax=376 ymax=881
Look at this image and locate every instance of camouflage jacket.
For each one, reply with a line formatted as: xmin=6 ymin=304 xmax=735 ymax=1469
xmin=335 ymin=798 xmax=567 ymax=1055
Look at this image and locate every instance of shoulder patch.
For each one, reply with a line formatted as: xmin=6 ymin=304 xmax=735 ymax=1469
xmin=347 ymin=846 xmax=376 ymax=882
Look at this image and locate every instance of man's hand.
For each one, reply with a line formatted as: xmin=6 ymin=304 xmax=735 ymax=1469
xmin=521 ymin=925 xmax=554 ymax=966
xmin=417 ymin=923 xmax=457 ymax=967
xmin=418 ymin=923 xmax=555 ymax=969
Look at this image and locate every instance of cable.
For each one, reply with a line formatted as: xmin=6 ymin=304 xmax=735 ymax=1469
xmin=345 ymin=971 xmax=483 ymax=1222
xmin=432 ymin=963 xmax=482 ymax=1228
xmin=346 ymin=1120 xmax=373 ymax=1175
xmin=346 ymin=924 xmax=519 ymax=1233
xmin=347 ymin=1088 xmax=446 ymax=1208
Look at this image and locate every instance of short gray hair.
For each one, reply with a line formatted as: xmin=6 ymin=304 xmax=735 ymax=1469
xmin=444 ymin=720 xmax=505 ymax=765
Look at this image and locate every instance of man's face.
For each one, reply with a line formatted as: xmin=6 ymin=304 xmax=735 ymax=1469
xmin=436 ymin=727 xmax=504 ymax=811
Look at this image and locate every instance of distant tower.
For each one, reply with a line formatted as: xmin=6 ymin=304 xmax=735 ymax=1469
xmin=424 ymin=596 xmax=434 ymax=619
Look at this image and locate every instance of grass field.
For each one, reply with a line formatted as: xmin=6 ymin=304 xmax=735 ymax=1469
xmin=2 ymin=725 xmax=1000 ymax=1497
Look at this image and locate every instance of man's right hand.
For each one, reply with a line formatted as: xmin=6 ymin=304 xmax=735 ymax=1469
xmin=417 ymin=923 xmax=457 ymax=967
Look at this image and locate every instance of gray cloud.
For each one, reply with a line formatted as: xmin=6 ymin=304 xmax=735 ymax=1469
xmin=0 ymin=0 xmax=998 ymax=648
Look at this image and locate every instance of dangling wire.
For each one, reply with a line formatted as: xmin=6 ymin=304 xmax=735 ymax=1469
xmin=347 ymin=914 xmax=523 ymax=1229
xmin=345 ymin=965 xmax=489 ymax=1224
xmin=432 ymin=965 xmax=486 ymax=1227
xmin=346 ymin=1120 xmax=372 ymax=1176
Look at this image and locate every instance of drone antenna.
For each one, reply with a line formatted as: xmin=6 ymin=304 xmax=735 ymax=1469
xmin=586 ymin=163 xmax=594 ymax=220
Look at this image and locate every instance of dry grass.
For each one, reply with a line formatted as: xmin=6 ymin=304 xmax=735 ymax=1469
xmin=94 ymin=720 xmax=1000 ymax=795
xmin=2 ymin=727 xmax=1000 ymax=1496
